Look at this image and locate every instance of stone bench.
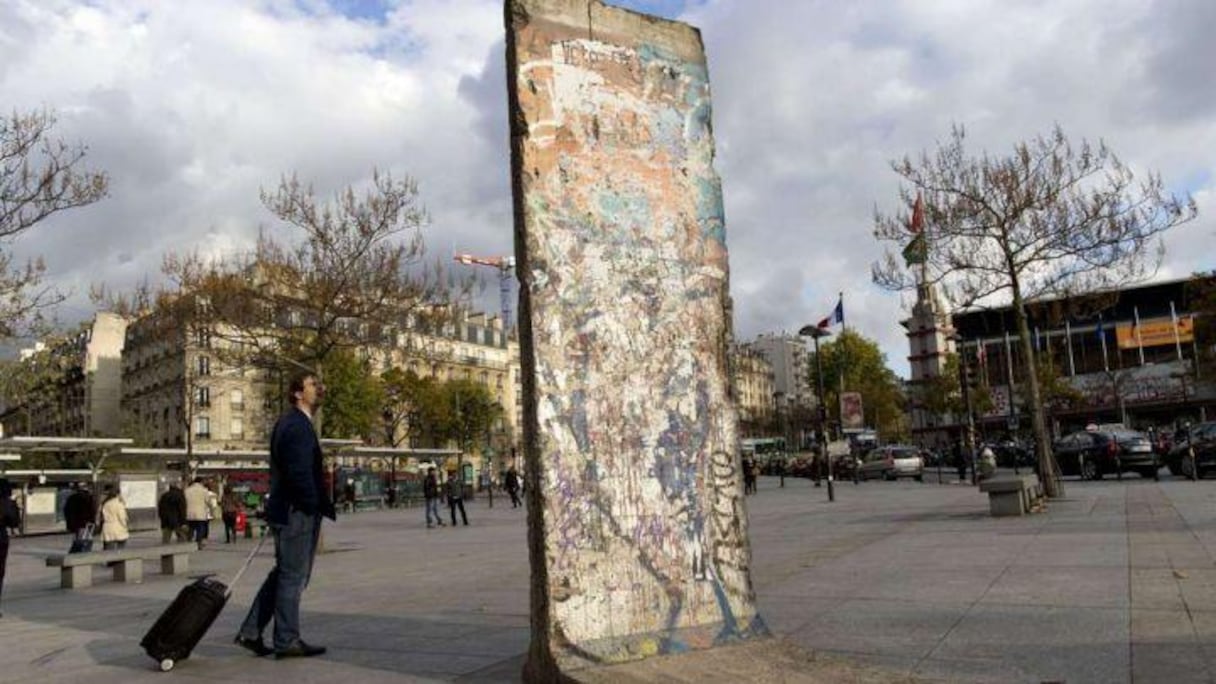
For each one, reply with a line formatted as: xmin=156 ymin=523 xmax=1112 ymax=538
xmin=44 ymin=542 xmax=200 ymax=589
xmin=978 ymin=474 xmax=1044 ymax=517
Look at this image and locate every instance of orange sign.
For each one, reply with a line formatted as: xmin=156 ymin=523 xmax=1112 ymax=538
xmin=1116 ymin=316 xmax=1193 ymax=349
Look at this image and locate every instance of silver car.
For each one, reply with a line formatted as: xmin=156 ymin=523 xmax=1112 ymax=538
xmin=858 ymin=445 xmax=925 ymax=482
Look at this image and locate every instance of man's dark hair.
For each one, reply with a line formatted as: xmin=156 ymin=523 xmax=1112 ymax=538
xmin=287 ymin=371 xmax=317 ymax=405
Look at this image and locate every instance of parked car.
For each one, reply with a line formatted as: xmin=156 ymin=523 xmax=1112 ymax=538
xmin=1165 ymin=421 xmax=1216 ymax=479
xmin=857 ymin=445 xmax=924 ymax=481
xmin=1053 ymin=428 xmax=1158 ymax=480
xmin=985 ymin=439 xmax=1034 ymax=469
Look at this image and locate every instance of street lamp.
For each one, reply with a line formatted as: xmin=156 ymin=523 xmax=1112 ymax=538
xmin=798 ymin=324 xmax=834 ymax=503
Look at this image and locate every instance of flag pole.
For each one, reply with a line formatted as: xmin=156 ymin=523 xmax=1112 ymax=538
xmin=1133 ymin=306 xmax=1145 ymax=366
xmin=1170 ymin=301 xmax=1183 ymax=362
xmin=838 ymin=292 xmax=846 ymax=442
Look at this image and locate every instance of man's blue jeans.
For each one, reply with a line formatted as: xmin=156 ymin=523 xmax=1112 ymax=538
xmin=238 ymin=509 xmax=320 ymax=650
xmin=424 ymin=497 xmax=441 ymax=526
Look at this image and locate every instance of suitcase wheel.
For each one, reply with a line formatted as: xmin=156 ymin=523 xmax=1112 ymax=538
xmin=159 ymin=658 xmax=175 ymax=672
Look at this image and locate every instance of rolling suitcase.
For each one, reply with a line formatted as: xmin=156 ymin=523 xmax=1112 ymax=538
xmin=69 ymin=523 xmax=94 ymax=554
xmin=140 ymin=536 xmax=266 ymax=672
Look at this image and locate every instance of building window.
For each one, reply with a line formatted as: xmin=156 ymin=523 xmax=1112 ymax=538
xmin=230 ymin=417 xmax=244 ymax=439
xmin=231 ymin=388 xmax=244 ymax=411
xmin=195 ymin=416 xmax=211 ymax=439
xmin=197 ymin=355 xmax=211 ymax=376
xmin=194 ymin=327 xmax=212 ymax=349
xmin=195 ymin=386 xmax=210 ymax=408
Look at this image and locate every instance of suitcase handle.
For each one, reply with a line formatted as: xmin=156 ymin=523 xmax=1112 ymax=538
xmin=225 ymin=534 xmax=269 ymax=598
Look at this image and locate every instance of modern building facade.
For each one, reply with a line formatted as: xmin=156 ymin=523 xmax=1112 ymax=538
xmin=747 ymin=333 xmax=812 ymax=412
xmin=909 ymin=275 xmax=1214 ymax=446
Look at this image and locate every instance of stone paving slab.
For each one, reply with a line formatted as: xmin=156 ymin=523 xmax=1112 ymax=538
xmin=2 ymin=473 xmax=1215 ymax=682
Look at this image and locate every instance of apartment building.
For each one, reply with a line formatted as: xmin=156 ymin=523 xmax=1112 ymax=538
xmin=121 ymin=309 xmax=272 ymax=451
xmin=731 ymin=343 xmax=775 ymax=435
xmin=746 ymin=333 xmax=812 ymax=411
xmin=3 ymin=312 xmax=128 ymax=437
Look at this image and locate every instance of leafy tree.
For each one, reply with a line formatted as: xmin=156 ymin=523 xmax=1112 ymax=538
xmin=0 ymin=328 xmax=82 ymax=436
xmin=381 ymin=367 xmax=444 ymax=447
xmin=443 ymin=378 xmax=503 ymax=455
xmin=1 ymin=109 xmax=108 ymax=336
xmin=918 ymin=353 xmax=995 ymax=427
xmin=873 ymin=125 xmax=1197 ymax=496
xmin=318 ymin=348 xmax=385 ymax=441
xmin=162 ymin=170 xmax=463 ymax=437
xmin=806 ymin=329 xmax=906 ymax=440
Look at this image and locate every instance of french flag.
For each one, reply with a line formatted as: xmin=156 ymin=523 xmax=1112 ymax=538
xmin=817 ymin=297 xmax=844 ymax=329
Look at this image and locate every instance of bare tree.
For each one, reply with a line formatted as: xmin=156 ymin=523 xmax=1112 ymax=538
xmin=873 ymin=124 xmax=1197 ymax=497
xmin=1 ymin=109 xmax=108 ymax=336
xmin=162 ymin=170 xmax=463 ymax=436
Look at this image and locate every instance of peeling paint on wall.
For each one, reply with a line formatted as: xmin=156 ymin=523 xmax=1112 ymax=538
xmin=506 ymin=0 xmax=765 ymax=675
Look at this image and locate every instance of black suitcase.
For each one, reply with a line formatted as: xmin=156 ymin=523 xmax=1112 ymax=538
xmin=140 ymin=536 xmax=266 ymax=671
xmin=140 ymin=576 xmax=229 ymax=671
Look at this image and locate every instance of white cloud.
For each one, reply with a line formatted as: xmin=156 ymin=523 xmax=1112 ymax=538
xmin=1 ymin=0 xmax=1212 ymax=377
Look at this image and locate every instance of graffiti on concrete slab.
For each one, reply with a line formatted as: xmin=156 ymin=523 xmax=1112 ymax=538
xmin=507 ymin=0 xmax=764 ymax=671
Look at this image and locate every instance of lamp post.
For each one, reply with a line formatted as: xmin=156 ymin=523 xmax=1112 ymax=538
xmin=798 ymin=324 xmax=834 ymax=503
xmin=948 ymin=333 xmax=978 ymax=485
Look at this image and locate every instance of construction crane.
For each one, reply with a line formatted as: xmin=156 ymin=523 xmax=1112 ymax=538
xmin=454 ymin=253 xmax=517 ymax=332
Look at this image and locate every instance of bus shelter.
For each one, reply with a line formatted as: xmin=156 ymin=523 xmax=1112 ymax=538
xmin=0 ymin=436 xmax=135 ymax=534
xmin=330 ymin=446 xmax=462 ymax=508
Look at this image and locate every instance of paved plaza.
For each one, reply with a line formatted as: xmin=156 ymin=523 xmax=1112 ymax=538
xmin=1 ymin=473 xmax=1215 ymax=683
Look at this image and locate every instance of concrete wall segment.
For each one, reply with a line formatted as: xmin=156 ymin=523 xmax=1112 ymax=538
xmin=506 ymin=0 xmax=764 ymax=677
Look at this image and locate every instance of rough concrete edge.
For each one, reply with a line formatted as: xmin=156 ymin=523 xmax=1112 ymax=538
xmin=565 ymin=638 xmax=934 ymax=684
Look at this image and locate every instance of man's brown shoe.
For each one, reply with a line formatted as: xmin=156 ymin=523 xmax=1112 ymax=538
xmin=275 ymin=640 xmax=326 ymax=659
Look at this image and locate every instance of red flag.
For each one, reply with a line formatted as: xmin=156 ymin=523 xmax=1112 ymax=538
xmin=907 ymin=193 xmax=924 ymax=234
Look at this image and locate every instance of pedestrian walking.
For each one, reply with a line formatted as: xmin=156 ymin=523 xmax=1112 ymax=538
xmin=423 ymin=467 xmax=444 ymax=528
xmin=742 ymin=455 xmax=757 ymax=495
xmin=184 ymin=478 xmax=211 ymax=547
xmin=63 ymin=482 xmax=96 ymax=549
xmin=0 ymin=478 xmax=21 ymax=618
xmin=235 ymin=371 xmax=335 ymax=660
xmin=98 ymin=485 xmax=130 ymax=551
xmin=504 ymin=467 xmax=522 ymax=508
xmin=446 ymin=470 xmax=468 ymax=526
xmin=157 ymin=483 xmax=189 ymax=544
xmin=221 ymin=488 xmax=243 ymax=543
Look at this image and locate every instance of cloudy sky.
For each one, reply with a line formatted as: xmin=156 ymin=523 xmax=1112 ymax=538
xmin=2 ymin=0 xmax=1213 ymax=376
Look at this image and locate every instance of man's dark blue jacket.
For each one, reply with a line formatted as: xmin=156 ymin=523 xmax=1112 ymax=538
xmin=265 ymin=407 xmax=336 ymax=525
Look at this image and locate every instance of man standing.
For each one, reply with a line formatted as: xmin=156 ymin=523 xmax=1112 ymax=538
xmin=446 ymin=470 xmax=468 ymax=526
xmin=423 ymin=467 xmax=444 ymax=528
xmin=235 ymin=372 xmax=335 ymax=660
xmin=63 ymin=483 xmax=95 ymax=548
xmin=157 ymin=483 xmax=188 ymax=544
